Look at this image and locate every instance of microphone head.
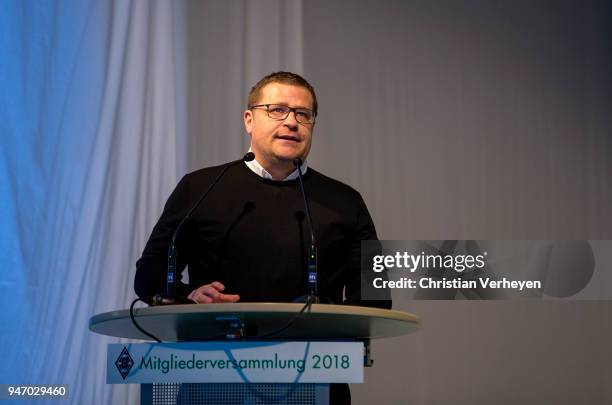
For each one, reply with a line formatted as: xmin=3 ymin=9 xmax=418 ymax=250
xmin=293 ymin=158 xmax=303 ymax=167
xmin=243 ymin=152 xmax=255 ymax=162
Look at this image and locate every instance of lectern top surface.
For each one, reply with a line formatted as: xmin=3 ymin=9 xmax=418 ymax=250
xmin=89 ymin=303 xmax=419 ymax=342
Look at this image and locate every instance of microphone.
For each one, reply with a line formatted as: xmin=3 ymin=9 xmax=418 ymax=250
xmin=292 ymin=158 xmax=320 ymax=304
xmin=151 ymin=152 xmax=256 ymax=306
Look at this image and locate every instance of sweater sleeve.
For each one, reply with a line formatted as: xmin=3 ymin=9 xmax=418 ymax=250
xmin=134 ymin=175 xmax=194 ymax=300
xmin=343 ymin=194 xmax=392 ymax=309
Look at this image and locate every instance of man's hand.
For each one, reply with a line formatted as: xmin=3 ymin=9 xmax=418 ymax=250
xmin=187 ymin=281 xmax=240 ymax=304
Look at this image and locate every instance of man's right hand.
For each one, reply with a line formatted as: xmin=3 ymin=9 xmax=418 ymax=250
xmin=187 ymin=281 xmax=240 ymax=304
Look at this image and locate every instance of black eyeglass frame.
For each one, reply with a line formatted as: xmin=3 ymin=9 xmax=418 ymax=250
xmin=249 ymin=104 xmax=316 ymax=124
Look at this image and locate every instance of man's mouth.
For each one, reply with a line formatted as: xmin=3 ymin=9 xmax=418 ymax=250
xmin=275 ymin=134 xmax=301 ymax=142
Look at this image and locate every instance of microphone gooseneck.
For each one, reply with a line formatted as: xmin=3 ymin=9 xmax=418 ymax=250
xmin=293 ymin=158 xmax=320 ymax=303
xmin=152 ymin=152 xmax=255 ymax=306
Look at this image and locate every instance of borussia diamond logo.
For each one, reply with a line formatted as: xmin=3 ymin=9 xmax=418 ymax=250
xmin=115 ymin=347 xmax=134 ymax=380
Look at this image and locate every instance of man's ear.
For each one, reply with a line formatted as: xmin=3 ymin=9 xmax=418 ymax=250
xmin=243 ymin=109 xmax=253 ymax=134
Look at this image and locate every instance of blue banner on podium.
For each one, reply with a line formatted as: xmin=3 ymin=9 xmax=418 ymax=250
xmin=107 ymin=341 xmax=363 ymax=384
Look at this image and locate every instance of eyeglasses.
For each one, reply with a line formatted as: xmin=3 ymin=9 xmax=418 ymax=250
xmin=249 ymin=104 xmax=316 ymax=124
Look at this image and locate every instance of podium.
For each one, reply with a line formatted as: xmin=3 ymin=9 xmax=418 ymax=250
xmin=89 ymin=303 xmax=419 ymax=404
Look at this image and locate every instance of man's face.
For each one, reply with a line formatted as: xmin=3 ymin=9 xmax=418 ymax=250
xmin=244 ymin=83 xmax=315 ymax=170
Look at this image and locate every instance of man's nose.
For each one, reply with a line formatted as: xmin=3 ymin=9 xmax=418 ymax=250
xmin=283 ymin=111 xmax=299 ymax=131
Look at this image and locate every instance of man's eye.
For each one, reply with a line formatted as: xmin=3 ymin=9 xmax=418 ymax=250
xmin=270 ymin=106 xmax=287 ymax=113
xmin=296 ymin=110 xmax=311 ymax=119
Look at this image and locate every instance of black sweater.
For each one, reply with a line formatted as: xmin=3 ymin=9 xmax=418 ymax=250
xmin=135 ymin=161 xmax=390 ymax=308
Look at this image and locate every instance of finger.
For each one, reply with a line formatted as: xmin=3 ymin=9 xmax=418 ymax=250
xmin=197 ymin=286 xmax=220 ymax=300
xmin=209 ymin=281 xmax=225 ymax=291
xmin=214 ymin=293 xmax=240 ymax=303
xmin=194 ymin=294 xmax=213 ymax=304
xmin=200 ymin=285 xmax=224 ymax=300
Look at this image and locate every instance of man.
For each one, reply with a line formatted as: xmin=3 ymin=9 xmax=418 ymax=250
xmin=135 ymin=72 xmax=389 ymax=310
xmin=134 ymin=72 xmax=389 ymax=404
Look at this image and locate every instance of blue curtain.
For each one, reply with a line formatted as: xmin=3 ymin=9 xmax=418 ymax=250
xmin=0 ymin=0 xmax=185 ymax=402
